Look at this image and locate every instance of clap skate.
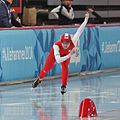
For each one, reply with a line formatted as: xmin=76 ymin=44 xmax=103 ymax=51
xmin=32 ymin=78 xmax=42 ymax=88
xmin=61 ymin=85 xmax=66 ymax=95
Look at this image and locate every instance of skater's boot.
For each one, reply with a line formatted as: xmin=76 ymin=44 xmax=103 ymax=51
xmin=32 ymin=78 xmax=42 ymax=88
xmin=61 ymin=85 xmax=66 ymax=94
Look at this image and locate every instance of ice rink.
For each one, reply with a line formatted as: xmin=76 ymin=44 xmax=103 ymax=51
xmin=0 ymin=71 xmax=120 ymax=120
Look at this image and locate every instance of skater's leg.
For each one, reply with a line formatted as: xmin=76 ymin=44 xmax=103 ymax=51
xmin=61 ymin=58 xmax=70 ymax=94
xmin=61 ymin=58 xmax=70 ymax=86
xmin=33 ymin=53 xmax=56 ymax=88
xmin=39 ymin=54 xmax=56 ymax=79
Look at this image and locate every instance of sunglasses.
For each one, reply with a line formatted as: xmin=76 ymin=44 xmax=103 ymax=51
xmin=62 ymin=41 xmax=70 ymax=44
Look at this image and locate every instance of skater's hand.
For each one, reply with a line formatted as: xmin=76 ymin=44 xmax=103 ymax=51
xmin=88 ymin=8 xmax=94 ymax=13
xmin=85 ymin=12 xmax=89 ymax=18
xmin=70 ymin=49 xmax=75 ymax=55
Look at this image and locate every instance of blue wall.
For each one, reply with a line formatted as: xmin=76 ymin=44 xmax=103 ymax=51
xmin=0 ymin=26 xmax=120 ymax=82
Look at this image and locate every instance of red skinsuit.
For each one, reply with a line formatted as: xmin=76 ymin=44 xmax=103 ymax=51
xmin=39 ymin=17 xmax=89 ymax=86
xmin=39 ymin=40 xmax=74 ymax=86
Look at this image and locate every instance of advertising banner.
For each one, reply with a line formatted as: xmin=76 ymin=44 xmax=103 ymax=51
xmin=0 ymin=30 xmax=37 ymax=81
xmin=99 ymin=27 xmax=120 ymax=69
xmin=0 ymin=25 xmax=120 ymax=82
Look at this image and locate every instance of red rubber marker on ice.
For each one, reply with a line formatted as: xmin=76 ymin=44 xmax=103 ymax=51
xmin=79 ymin=98 xmax=97 ymax=118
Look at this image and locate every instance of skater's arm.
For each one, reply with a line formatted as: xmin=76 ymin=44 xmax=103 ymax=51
xmin=72 ymin=13 xmax=89 ymax=45
xmin=53 ymin=45 xmax=71 ymax=63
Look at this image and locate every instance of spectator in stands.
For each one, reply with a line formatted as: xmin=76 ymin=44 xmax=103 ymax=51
xmin=88 ymin=7 xmax=107 ymax=24
xmin=32 ymin=12 xmax=89 ymax=95
xmin=50 ymin=0 xmax=74 ymax=25
xmin=0 ymin=0 xmax=22 ymax=28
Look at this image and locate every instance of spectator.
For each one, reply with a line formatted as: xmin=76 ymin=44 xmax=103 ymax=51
xmin=50 ymin=0 xmax=74 ymax=25
xmin=88 ymin=7 xmax=107 ymax=24
xmin=0 ymin=0 xmax=22 ymax=28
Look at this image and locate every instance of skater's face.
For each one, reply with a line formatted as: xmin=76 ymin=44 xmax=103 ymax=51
xmin=62 ymin=43 xmax=70 ymax=49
